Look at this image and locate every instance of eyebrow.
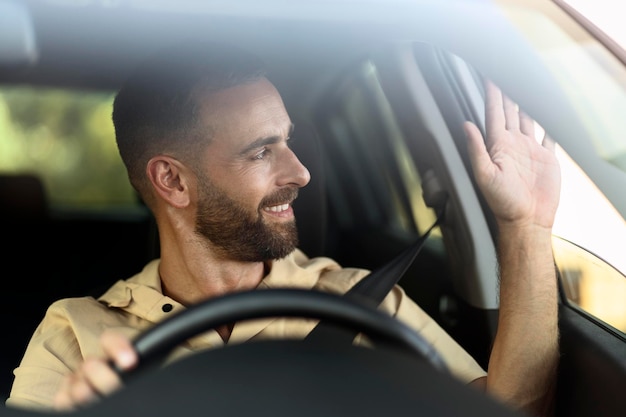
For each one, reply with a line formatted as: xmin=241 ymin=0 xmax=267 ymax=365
xmin=237 ymin=123 xmax=295 ymax=156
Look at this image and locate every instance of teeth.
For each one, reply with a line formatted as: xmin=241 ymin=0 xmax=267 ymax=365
xmin=264 ymin=203 xmax=289 ymax=213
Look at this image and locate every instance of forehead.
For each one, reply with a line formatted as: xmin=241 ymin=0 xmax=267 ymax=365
xmin=197 ymin=78 xmax=292 ymax=148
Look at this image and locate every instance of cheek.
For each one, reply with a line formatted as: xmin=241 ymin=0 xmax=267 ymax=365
xmin=222 ymin=169 xmax=272 ymax=208
xmin=207 ymin=158 xmax=276 ymax=208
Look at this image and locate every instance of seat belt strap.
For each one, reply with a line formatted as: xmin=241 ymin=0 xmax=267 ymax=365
xmin=304 ymin=203 xmax=446 ymax=344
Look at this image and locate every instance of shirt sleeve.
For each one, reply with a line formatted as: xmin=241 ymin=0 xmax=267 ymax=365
xmin=5 ymin=297 xmax=114 ymax=411
xmin=377 ymin=285 xmax=487 ymax=384
xmin=313 ymin=263 xmax=486 ymax=384
xmin=6 ymin=301 xmax=84 ymax=410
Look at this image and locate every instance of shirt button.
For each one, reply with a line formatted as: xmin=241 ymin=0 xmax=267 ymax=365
xmin=162 ymin=303 xmax=173 ymax=313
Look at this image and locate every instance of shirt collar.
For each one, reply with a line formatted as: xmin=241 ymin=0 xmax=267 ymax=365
xmin=97 ymin=250 xmax=323 ymax=336
xmin=98 ymin=259 xmax=185 ymax=323
xmin=256 ymin=249 xmax=319 ymax=290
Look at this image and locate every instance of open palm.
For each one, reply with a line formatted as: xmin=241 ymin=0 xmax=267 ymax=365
xmin=464 ymin=81 xmax=561 ymax=230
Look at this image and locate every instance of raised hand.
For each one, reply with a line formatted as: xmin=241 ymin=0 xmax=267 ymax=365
xmin=463 ymin=80 xmax=560 ymax=230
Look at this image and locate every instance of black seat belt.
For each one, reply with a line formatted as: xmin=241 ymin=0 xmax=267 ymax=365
xmin=304 ymin=201 xmax=447 ymax=345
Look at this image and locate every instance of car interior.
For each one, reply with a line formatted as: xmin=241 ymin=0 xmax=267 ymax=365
xmin=2 ymin=0 xmax=626 ymax=416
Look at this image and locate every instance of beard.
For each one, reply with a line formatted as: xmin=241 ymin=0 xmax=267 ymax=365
xmin=194 ymin=173 xmax=299 ymax=262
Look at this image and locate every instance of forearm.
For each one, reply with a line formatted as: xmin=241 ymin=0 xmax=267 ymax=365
xmin=485 ymin=223 xmax=559 ymax=417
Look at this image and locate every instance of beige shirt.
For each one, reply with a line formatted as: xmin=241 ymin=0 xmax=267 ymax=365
xmin=6 ymin=250 xmax=486 ymax=410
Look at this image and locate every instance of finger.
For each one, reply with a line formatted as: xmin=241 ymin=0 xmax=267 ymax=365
xmin=502 ymin=93 xmax=519 ymax=131
xmin=519 ymin=110 xmax=536 ymax=139
xmin=68 ymin=368 xmax=101 ymax=408
xmin=54 ymin=374 xmax=78 ymax=411
xmin=463 ymin=121 xmax=494 ymax=184
xmin=542 ymin=133 xmax=556 ymax=153
xmin=54 ymin=332 xmax=134 ymax=412
xmin=100 ymin=330 xmax=138 ymax=371
xmin=484 ymin=80 xmax=505 ymax=146
xmin=81 ymin=358 xmax=123 ymax=397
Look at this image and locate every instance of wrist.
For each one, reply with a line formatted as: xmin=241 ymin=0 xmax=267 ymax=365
xmin=496 ymin=218 xmax=553 ymax=236
xmin=496 ymin=221 xmax=554 ymax=249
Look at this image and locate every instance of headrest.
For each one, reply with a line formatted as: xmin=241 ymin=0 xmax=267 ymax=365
xmin=0 ymin=173 xmax=48 ymax=220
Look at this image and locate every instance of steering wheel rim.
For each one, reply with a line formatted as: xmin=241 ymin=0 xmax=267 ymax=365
xmin=120 ymin=288 xmax=448 ymax=380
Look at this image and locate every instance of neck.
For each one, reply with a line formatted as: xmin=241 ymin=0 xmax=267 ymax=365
xmin=160 ymin=257 xmax=266 ymax=343
xmin=158 ymin=243 xmax=268 ymax=307
xmin=154 ymin=215 xmax=270 ymax=311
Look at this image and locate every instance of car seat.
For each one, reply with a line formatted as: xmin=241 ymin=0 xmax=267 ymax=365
xmin=0 ymin=174 xmax=48 ymax=220
xmin=0 ymin=173 xmax=53 ymax=400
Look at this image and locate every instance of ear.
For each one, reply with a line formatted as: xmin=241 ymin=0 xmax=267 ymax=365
xmin=146 ymin=156 xmax=192 ymax=209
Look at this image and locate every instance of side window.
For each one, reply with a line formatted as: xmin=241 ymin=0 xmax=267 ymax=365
xmin=0 ymin=86 xmax=141 ymax=211
xmin=431 ymin=46 xmax=626 ymax=336
xmin=498 ymin=2 xmax=626 ymax=335
xmin=552 ymin=146 xmax=626 ymax=335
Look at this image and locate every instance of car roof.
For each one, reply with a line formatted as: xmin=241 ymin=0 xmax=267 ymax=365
xmin=1 ymin=0 xmax=609 ymax=210
xmin=1 ymin=0 xmax=531 ymax=94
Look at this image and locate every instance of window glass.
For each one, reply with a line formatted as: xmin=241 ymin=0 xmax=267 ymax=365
xmin=552 ymin=145 xmax=626 ymax=276
xmin=500 ymin=0 xmax=626 ymax=173
xmin=0 ymin=86 xmax=139 ymax=211
xmin=499 ymin=1 xmax=626 ymax=333
xmin=554 ymin=235 xmax=626 ymax=334
xmin=434 ymin=40 xmax=626 ymax=333
xmin=552 ymin=143 xmax=626 ymax=335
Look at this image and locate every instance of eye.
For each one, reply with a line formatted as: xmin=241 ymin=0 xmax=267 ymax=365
xmin=253 ymin=147 xmax=269 ymax=160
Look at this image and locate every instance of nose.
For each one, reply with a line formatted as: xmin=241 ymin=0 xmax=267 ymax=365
xmin=279 ymin=148 xmax=311 ymax=188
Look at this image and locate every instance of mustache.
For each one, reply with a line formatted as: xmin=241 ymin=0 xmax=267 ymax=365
xmin=260 ymin=186 xmax=299 ymax=208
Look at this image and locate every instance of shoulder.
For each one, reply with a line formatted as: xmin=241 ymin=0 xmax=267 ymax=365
xmin=35 ymin=292 xmax=144 ymax=349
xmin=7 ymin=297 xmax=117 ymax=410
xmin=16 ymin=294 xmax=141 ymax=374
xmin=43 ymin=296 xmax=107 ymax=323
xmin=277 ymin=249 xmax=372 ymax=294
xmin=35 ymin=296 xmax=122 ymax=339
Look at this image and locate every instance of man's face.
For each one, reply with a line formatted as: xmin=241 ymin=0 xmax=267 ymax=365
xmin=193 ymin=78 xmax=311 ymax=262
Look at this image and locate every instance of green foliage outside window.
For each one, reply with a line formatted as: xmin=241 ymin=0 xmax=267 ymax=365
xmin=0 ymin=86 xmax=138 ymax=209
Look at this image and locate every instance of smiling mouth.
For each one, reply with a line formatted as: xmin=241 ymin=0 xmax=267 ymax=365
xmin=263 ymin=203 xmax=290 ymax=213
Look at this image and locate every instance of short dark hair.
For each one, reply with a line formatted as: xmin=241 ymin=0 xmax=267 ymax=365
xmin=112 ymin=40 xmax=266 ymax=202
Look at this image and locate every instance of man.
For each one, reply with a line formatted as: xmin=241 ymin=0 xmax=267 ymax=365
xmin=7 ymin=42 xmax=560 ymax=416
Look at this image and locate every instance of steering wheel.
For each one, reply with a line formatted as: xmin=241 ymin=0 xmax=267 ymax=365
xmin=119 ymin=288 xmax=448 ymax=379
xmin=18 ymin=288 xmax=524 ymax=417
